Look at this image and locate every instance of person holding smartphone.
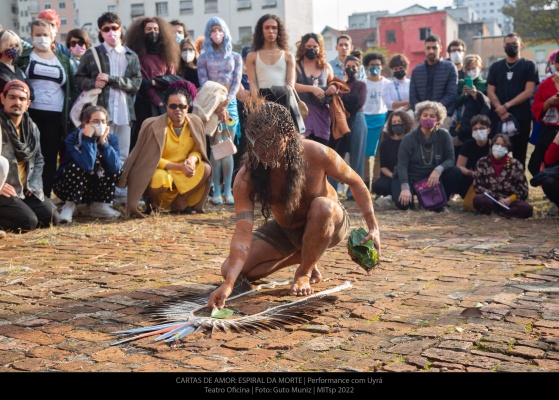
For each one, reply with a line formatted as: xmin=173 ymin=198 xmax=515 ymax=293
xmin=454 ymin=54 xmax=490 ymax=156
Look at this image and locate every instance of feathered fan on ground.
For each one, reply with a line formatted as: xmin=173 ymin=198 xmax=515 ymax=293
xmin=110 ymin=278 xmax=352 ymax=346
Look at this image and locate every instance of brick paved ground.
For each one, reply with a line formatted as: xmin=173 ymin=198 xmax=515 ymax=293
xmin=0 ymin=185 xmax=558 ymax=373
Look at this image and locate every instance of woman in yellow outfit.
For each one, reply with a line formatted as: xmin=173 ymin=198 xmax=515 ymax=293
xmin=150 ymin=118 xmax=208 ymax=210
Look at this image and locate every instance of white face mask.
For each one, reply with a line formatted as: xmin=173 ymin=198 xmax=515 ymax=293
xmin=450 ymin=51 xmax=464 ymax=64
xmin=92 ymin=123 xmax=107 ymax=137
xmin=33 ymin=36 xmax=52 ymax=51
xmin=466 ymin=68 xmax=480 ymax=80
xmin=472 ymin=128 xmax=488 ymax=142
xmin=175 ymin=33 xmax=185 ymax=43
xmin=492 ymin=144 xmax=509 ymax=159
xmin=181 ymin=50 xmax=195 ymax=63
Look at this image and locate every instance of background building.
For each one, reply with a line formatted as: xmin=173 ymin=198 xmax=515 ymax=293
xmin=4 ymin=0 xmax=313 ymax=51
xmin=453 ymin=0 xmax=515 ymax=34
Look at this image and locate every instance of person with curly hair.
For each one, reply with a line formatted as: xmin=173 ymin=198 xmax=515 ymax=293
xmin=124 ymin=16 xmax=179 ymax=151
xmin=207 ymin=96 xmax=380 ymax=309
xmin=294 ymin=33 xmax=337 ymax=145
xmin=197 ymin=17 xmax=242 ymax=206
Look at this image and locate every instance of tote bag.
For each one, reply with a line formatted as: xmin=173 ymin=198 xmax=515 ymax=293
xmin=413 ymin=178 xmax=447 ymax=211
xmin=70 ymin=47 xmax=102 ymax=128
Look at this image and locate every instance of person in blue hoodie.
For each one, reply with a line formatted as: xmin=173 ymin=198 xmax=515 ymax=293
xmin=53 ymin=104 xmax=122 ymax=223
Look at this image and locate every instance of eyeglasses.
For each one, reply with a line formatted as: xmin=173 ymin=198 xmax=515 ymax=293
xmin=168 ymin=103 xmax=188 ymax=110
xmin=69 ymin=39 xmax=85 ymax=47
xmin=101 ymin=26 xmax=120 ymax=33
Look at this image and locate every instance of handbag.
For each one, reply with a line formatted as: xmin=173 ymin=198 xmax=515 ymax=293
xmin=413 ymin=177 xmax=447 ymax=211
xmin=70 ymin=46 xmax=102 ymax=128
xmin=211 ymin=124 xmax=237 ymax=161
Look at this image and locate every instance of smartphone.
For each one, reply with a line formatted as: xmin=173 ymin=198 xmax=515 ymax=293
xmin=464 ymin=77 xmax=473 ymax=89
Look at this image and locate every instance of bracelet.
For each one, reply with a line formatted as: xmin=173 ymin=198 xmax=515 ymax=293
xmin=504 ymin=102 xmax=510 ymax=110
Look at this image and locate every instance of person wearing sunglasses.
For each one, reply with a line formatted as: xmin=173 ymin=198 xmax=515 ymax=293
xmin=75 ymin=12 xmax=141 ymax=208
xmin=118 ymin=81 xmax=211 ymax=218
xmin=65 ymin=29 xmax=92 ymax=75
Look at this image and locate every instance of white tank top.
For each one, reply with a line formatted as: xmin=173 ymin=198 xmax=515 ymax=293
xmin=255 ymin=50 xmax=287 ymax=88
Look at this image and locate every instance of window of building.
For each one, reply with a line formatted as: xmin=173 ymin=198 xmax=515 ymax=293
xmin=108 ymin=5 xmax=116 ymax=13
xmin=238 ymin=0 xmax=251 ymax=10
xmin=61 ymin=34 xmax=66 ymax=42
xmin=419 ymin=27 xmax=431 ymax=40
xmin=180 ymin=0 xmax=194 ymax=14
xmin=262 ymin=0 xmax=277 ymax=8
xmin=131 ymin=3 xmax=145 ymax=17
xmin=323 ymin=36 xmax=333 ymax=51
xmin=44 ymin=3 xmax=51 ymax=9
xmin=386 ymin=30 xmax=396 ymax=44
xmin=188 ymin=30 xmax=194 ymax=38
xmin=239 ymin=26 xmax=252 ymax=40
xmin=59 ymin=2 xmax=65 ymax=8
xmin=156 ymin=2 xmax=168 ymax=16
xmin=205 ymin=0 xmax=218 ymax=13
xmin=61 ymin=17 xmax=67 ymax=25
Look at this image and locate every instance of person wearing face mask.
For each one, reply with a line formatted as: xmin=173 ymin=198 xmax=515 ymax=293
xmin=75 ymin=12 xmax=142 ymax=208
xmin=372 ymin=110 xmax=414 ymax=204
xmin=36 ymin=9 xmax=72 ymax=58
xmin=65 ymin=29 xmax=91 ymax=75
xmin=53 ymin=104 xmax=122 ymax=223
xmin=456 ymin=115 xmax=492 ymax=211
xmin=294 ymin=33 xmax=338 ymax=146
xmin=0 ymin=30 xmax=33 ymax=98
xmin=125 ymin=17 xmax=179 ymax=152
xmin=487 ymin=33 xmax=539 ymax=170
xmin=170 ymin=20 xmax=189 ymax=44
xmin=392 ymin=100 xmax=461 ymax=211
xmin=16 ymin=19 xmax=79 ymax=200
xmin=447 ymin=39 xmax=466 ymax=80
xmin=329 ymin=55 xmax=367 ymax=201
xmin=382 ymin=54 xmax=411 ymax=114
xmin=529 ymin=50 xmax=559 ymax=179
xmin=472 ymin=133 xmax=533 ymax=218
xmin=178 ymin=37 xmax=200 ymax=89
xmin=454 ymin=54 xmax=491 ymax=157
xmin=362 ymin=52 xmax=390 ymax=191
xmin=197 ymin=17 xmax=243 ymax=206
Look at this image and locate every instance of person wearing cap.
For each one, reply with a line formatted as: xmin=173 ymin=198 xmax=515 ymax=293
xmin=37 ymin=9 xmax=72 ymax=58
xmin=0 ymin=80 xmax=60 ymax=232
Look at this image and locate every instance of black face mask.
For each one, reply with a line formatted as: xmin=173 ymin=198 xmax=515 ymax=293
xmin=392 ymin=124 xmax=405 ymax=136
xmin=505 ymin=45 xmax=519 ymax=58
xmin=393 ymin=70 xmax=406 ymax=80
xmin=305 ymin=48 xmax=318 ymax=60
xmin=145 ymin=31 xmax=160 ymax=44
xmin=345 ymin=67 xmax=356 ymax=78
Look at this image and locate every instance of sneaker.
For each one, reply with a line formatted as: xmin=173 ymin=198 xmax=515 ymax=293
xmin=59 ymin=201 xmax=75 ymax=223
xmin=90 ymin=202 xmax=121 ymax=219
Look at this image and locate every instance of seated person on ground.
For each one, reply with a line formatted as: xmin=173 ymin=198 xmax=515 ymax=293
xmin=53 ymin=104 xmax=122 ymax=223
xmin=473 ymin=133 xmax=533 ymax=219
xmin=372 ymin=110 xmax=413 ymax=202
xmin=118 ymin=81 xmax=212 ymax=218
xmin=456 ymin=114 xmax=491 ymax=211
xmin=0 ymin=80 xmax=59 ymax=232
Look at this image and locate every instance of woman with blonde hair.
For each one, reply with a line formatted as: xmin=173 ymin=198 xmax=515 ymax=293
xmin=0 ymin=30 xmax=30 ymax=96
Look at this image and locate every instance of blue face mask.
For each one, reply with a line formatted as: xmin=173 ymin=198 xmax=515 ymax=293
xmin=369 ymin=66 xmax=381 ymax=76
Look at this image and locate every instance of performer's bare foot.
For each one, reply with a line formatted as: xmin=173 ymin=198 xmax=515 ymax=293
xmin=127 ymin=206 xmax=147 ymax=219
xmin=290 ymin=275 xmax=313 ymax=296
xmin=310 ymin=265 xmax=322 ymax=284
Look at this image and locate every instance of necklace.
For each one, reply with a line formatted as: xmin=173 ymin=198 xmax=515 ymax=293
xmin=506 ymin=59 xmax=520 ymax=81
xmin=420 ymin=144 xmax=434 ymax=165
xmin=263 ymin=47 xmax=280 ymax=61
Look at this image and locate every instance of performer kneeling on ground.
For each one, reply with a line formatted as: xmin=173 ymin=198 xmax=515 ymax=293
xmin=208 ymin=97 xmax=381 ymax=309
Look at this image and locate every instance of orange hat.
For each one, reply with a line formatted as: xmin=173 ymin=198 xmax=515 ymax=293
xmin=3 ymin=80 xmax=30 ymax=97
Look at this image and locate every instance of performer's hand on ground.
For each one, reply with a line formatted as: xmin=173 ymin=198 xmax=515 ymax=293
xmin=290 ymin=275 xmax=313 ymax=296
xmin=363 ymin=227 xmax=381 ymax=257
xmin=208 ymin=283 xmax=233 ymax=309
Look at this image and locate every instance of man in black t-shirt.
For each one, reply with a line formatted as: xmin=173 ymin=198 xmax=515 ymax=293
xmin=487 ymin=32 xmax=539 ymax=169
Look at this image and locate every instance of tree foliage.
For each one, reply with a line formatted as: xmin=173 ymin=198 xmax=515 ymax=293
xmin=502 ymin=0 xmax=559 ymax=44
